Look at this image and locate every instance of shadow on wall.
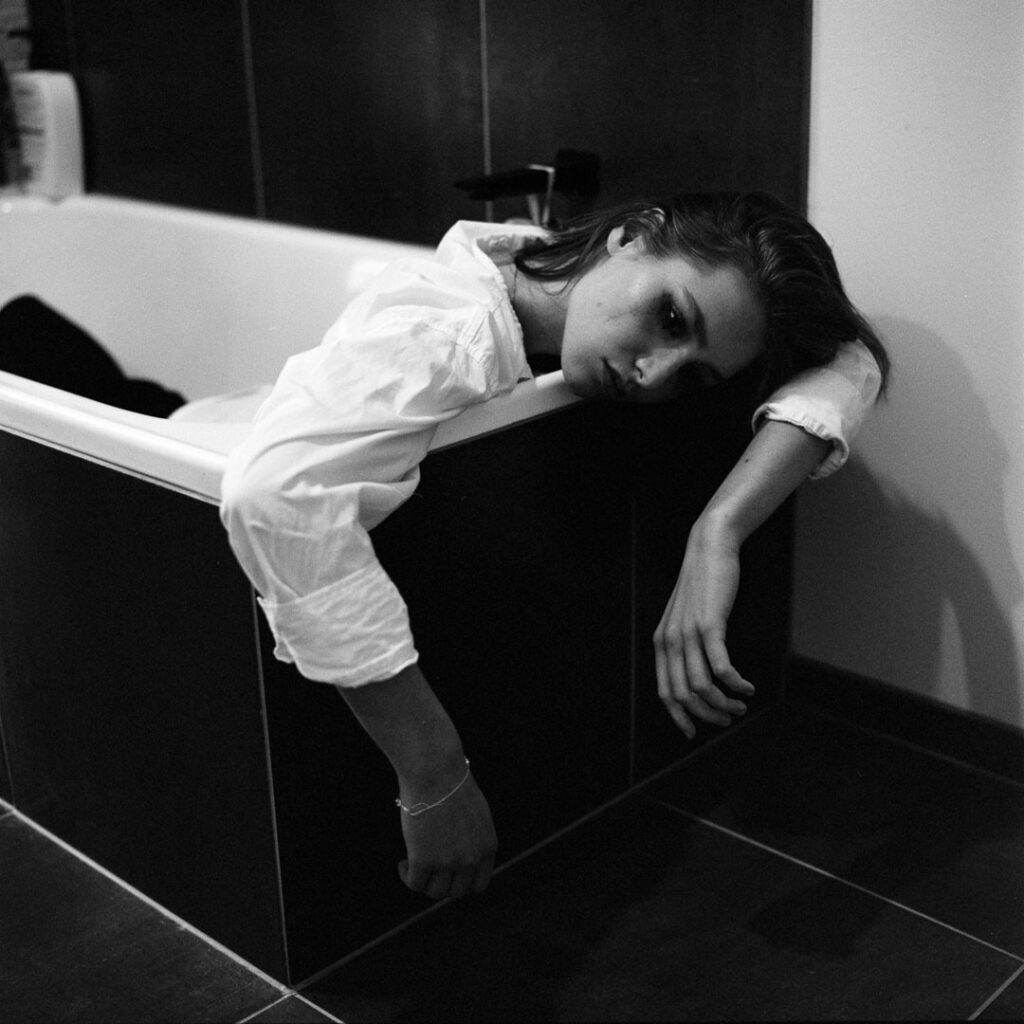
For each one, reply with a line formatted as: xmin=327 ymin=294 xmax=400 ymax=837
xmin=794 ymin=316 xmax=1023 ymax=727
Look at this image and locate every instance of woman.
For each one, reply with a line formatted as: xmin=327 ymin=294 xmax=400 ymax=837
xmin=220 ymin=191 xmax=889 ymax=903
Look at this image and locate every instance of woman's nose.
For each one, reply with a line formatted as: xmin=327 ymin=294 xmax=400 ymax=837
xmin=634 ymin=344 xmax=696 ymax=390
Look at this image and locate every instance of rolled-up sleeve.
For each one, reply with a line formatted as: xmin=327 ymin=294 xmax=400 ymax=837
xmin=751 ymin=339 xmax=883 ymax=480
xmin=220 ymin=258 xmax=526 ymax=686
xmin=221 ymin=412 xmax=435 ymax=686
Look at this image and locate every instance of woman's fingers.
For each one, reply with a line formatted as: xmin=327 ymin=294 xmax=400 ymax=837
xmin=656 ymin=641 xmax=695 ymax=737
xmin=470 ymin=855 xmax=494 ymax=894
xmin=656 ymin=618 xmax=755 ymax=736
xmin=705 ymin=635 xmax=756 ymax=697
xmin=424 ymin=871 xmax=453 ymax=901
xmin=400 ymin=861 xmax=479 ymax=901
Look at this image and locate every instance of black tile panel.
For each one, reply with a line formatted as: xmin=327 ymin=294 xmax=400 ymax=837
xmin=61 ymin=0 xmax=257 ymax=213
xmin=0 ymin=815 xmax=283 ymax=1023
xmin=650 ymin=706 xmax=1024 ymax=957
xmin=300 ymin=795 xmax=1014 ymax=1022
xmin=485 ymin=0 xmax=810 ymax=224
xmin=28 ymin=0 xmax=810 ymax=237
xmin=0 ymin=432 xmax=286 ymax=978
xmin=248 ymin=0 xmax=484 ymax=242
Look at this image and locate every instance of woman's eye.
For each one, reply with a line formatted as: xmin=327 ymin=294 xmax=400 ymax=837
xmin=661 ymin=301 xmax=686 ymax=339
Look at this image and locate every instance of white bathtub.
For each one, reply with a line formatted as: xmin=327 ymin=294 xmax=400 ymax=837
xmin=0 ymin=194 xmax=577 ymax=501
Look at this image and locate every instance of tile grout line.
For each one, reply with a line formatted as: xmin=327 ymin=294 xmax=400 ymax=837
xmin=290 ymin=751 xmax=689 ymax=992
xmin=291 ymin=991 xmax=347 ymax=1022
xmin=0 ymin=799 xmax=293 ymax=998
xmin=250 ymin=586 xmax=293 ymax=983
xmin=478 ymin=0 xmax=493 ymax=223
xmin=292 ymin=710 xmax=771 ymax=992
xmin=239 ymin=0 xmax=267 ymax=220
xmin=627 ymin=488 xmax=638 ymax=785
xmin=649 ymin=796 xmax=1024 ymax=965
xmin=968 ymin=959 xmax=1024 ymax=1020
xmin=236 ymin=991 xmax=345 ymax=1024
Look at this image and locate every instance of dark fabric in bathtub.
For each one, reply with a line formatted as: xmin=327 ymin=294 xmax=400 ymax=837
xmin=0 ymin=296 xmax=186 ymax=417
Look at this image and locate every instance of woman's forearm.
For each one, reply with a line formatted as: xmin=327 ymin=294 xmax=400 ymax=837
xmin=338 ymin=662 xmax=498 ymax=901
xmin=337 ymin=662 xmax=468 ymax=793
xmin=696 ymin=420 xmax=831 ymax=547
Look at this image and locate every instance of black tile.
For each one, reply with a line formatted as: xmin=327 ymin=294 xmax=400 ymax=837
xmin=299 ymin=796 xmax=1013 ymax=1022
xmin=486 ymin=0 xmax=810 ymax=225
xmin=248 ymin=0 xmax=483 ymax=243
xmin=977 ymin=966 xmax=1024 ymax=1020
xmin=0 ymin=815 xmax=283 ymax=1023
xmin=0 ymin=434 xmax=286 ymax=977
xmin=66 ymin=0 xmax=257 ymax=214
xmin=246 ymin=995 xmax=339 ymax=1023
xmin=649 ymin=706 xmax=1024 ymax=956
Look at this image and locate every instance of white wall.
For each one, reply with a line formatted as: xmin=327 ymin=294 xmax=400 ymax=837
xmin=796 ymin=0 xmax=1024 ymax=728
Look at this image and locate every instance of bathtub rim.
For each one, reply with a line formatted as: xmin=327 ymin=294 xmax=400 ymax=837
xmin=0 ymin=368 xmax=581 ymax=504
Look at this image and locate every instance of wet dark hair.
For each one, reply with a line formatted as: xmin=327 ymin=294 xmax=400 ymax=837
xmin=514 ymin=191 xmax=890 ymax=400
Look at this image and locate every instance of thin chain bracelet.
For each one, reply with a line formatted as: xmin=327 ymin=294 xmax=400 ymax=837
xmin=395 ymin=758 xmax=471 ymax=816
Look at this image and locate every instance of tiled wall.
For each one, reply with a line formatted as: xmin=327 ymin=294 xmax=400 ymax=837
xmin=22 ymin=0 xmax=809 ymax=243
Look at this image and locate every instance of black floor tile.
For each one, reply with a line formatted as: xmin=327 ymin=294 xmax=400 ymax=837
xmin=976 ymin=965 xmax=1024 ymax=1019
xmin=0 ymin=816 xmax=284 ymax=1024
xmin=649 ymin=706 xmax=1024 ymax=957
xmin=299 ymin=796 xmax=1013 ymax=1022
xmin=245 ymin=995 xmax=339 ymax=1022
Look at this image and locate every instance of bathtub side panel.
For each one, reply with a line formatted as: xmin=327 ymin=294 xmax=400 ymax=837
xmin=0 ymin=433 xmax=287 ymax=979
xmin=261 ymin=403 xmax=635 ymax=981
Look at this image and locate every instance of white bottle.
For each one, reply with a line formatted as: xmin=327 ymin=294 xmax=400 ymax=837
xmin=10 ymin=71 xmax=83 ymax=199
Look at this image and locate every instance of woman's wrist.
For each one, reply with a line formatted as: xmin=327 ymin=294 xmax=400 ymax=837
xmin=397 ymin=753 xmax=471 ymax=808
xmin=396 ymin=736 xmax=468 ymax=794
xmin=690 ymin=504 xmax=745 ymax=553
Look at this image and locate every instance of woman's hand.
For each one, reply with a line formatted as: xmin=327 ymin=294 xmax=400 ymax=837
xmin=654 ymin=517 xmax=756 ymax=738
xmin=654 ymin=422 xmax=831 ymax=737
xmin=397 ymin=770 xmax=497 ymax=900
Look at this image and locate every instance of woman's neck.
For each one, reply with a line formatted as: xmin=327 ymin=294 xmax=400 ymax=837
xmin=501 ymin=263 xmax=568 ymax=357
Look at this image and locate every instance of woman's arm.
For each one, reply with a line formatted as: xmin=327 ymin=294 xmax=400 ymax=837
xmin=654 ymin=420 xmax=830 ymax=737
xmin=338 ymin=663 xmax=497 ymax=900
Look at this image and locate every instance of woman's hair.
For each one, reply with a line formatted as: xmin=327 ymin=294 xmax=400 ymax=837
xmin=514 ymin=192 xmax=890 ymax=399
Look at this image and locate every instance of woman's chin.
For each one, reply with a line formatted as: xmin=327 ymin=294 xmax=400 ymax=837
xmin=561 ymin=362 xmax=604 ymax=400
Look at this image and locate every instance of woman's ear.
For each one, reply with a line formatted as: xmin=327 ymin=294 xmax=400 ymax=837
xmin=607 ymin=209 xmax=664 ymax=256
xmin=606 ymin=224 xmax=642 ymax=257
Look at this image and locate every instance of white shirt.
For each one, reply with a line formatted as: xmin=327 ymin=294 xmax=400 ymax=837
xmin=220 ymin=221 xmax=882 ymax=687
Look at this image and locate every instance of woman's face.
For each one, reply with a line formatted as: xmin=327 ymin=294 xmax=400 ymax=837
xmin=559 ymin=227 xmax=765 ymax=403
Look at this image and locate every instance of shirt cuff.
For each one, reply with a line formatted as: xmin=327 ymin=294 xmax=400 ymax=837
xmin=257 ymin=561 xmax=419 ymax=686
